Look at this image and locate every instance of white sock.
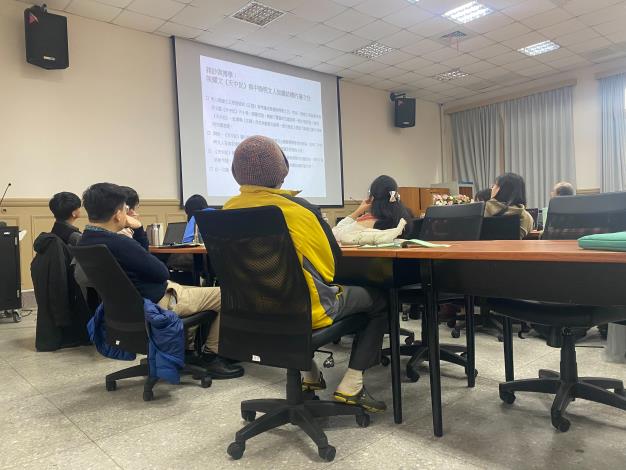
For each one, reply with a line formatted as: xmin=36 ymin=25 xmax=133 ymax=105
xmin=336 ymin=368 xmax=363 ymax=396
xmin=302 ymin=361 xmax=320 ymax=383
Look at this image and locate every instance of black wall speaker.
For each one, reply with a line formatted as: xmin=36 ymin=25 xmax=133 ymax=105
xmin=394 ymin=98 xmax=416 ymax=128
xmin=24 ymin=5 xmax=69 ymax=70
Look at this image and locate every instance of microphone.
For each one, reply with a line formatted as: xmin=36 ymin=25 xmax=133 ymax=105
xmin=0 ymin=182 xmax=11 ymax=208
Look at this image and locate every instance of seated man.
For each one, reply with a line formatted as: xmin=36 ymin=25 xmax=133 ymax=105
xmin=49 ymin=192 xmax=82 ymax=245
xmin=79 ymin=182 xmax=243 ymax=379
xmin=117 ymin=186 xmax=148 ymax=246
xmin=224 ymin=135 xmax=388 ymax=413
xmin=552 ymin=181 xmax=576 ymax=197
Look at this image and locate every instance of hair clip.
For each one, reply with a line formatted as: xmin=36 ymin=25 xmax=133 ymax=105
xmin=389 ymin=191 xmax=398 ymax=203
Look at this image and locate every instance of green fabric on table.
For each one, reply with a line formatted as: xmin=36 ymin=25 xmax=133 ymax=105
xmin=578 ymin=232 xmax=626 ymax=252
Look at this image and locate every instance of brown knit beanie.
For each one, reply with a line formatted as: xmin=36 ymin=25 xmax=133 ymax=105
xmin=232 ymin=135 xmax=289 ymax=188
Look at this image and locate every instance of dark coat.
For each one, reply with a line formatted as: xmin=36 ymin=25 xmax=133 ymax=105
xmin=51 ymin=221 xmax=81 ymax=246
xmin=31 ymin=233 xmax=90 ymax=351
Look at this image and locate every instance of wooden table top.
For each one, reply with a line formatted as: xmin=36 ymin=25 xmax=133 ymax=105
xmin=150 ymin=240 xmax=626 ymax=264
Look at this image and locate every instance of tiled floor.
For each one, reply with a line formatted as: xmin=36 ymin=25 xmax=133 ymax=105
xmin=1 ymin=309 xmax=626 ymax=470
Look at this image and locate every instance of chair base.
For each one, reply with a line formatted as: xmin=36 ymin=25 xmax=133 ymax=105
xmin=227 ymin=369 xmax=368 ymax=462
xmin=499 ymin=331 xmax=626 ymax=431
xmin=104 ymin=358 xmax=212 ymax=401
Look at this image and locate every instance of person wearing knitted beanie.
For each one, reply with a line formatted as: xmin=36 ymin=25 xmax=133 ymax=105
xmin=225 ymin=135 xmax=387 ymax=414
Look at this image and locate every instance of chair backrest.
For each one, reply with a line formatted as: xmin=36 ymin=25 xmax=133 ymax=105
xmin=480 ymin=214 xmax=521 ymax=240
xmin=543 ymin=192 xmax=626 ymax=240
xmin=420 ymin=202 xmax=485 ymax=241
xmin=70 ymin=245 xmax=147 ymax=354
xmin=526 ymin=208 xmax=539 ymax=229
xmin=195 ymin=206 xmax=313 ymax=371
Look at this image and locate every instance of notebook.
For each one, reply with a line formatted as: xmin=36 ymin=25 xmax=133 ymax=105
xmin=358 ymin=239 xmax=451 ymax=249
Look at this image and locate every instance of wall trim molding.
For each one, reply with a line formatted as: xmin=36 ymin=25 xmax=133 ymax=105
xmin=0 ymin=198 xmax=182 ymax=207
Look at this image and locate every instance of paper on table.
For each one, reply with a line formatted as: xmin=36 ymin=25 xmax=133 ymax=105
xmin=358 ymin=239 xmax=451 ymax=249
xmin=19 ymin=230 xmax=27 ymax=241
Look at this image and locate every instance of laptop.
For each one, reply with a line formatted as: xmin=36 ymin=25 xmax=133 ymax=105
xmin=157 ymin=222 xmax=192 ymax=247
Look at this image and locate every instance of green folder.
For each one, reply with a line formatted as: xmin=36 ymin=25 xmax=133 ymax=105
xmin=578 ymin=232 xmax=626 ymax=252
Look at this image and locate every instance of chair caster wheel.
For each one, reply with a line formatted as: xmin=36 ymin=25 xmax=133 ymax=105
xmin=499 ymin=390 xmax=515 ymax=404
xmin=318 ymin=445 xmax=336 ymax=462
xmin=12 ymin=311 xmax=21 ymax=323
xmin=241 ymin=410 xmax=256 ymax=422
xmin=615 ymin=387 xmax=625 ymax=397
xmin=227 ymin=441 xmax=245 ymax=460
xmin=451 ymin=329 xmax=461 ymax=339
xmin=551 ymin=415 xmax=570 ymax=432
xmin=105 ymin=381 xmax=116 ymax=392
xmin=380 ymin=356 xmax=390 ymax=366
xmin=497 ymin=335 xmax=504 ymax=343
xmin=312 ymin=395 xmax=320 ymax=400
xmin=333 ymin=338 xmax=341 ymax=344
xmin=405 ymin=335 xmax=415 ymax=346
xmin=143 ymin=390 xmax=154 ymax=402
xmin=460 ymin=352 xmax=467 ymax=358
xmin=356 ymin=414 xmax=370 ymax=428
xmin=406 ymin=367 xmax=420 ymax=383
xmin=200 ymin=376 xmax=212 ymax=388
xmin=466 ymin=369 xmax=478 ymax=378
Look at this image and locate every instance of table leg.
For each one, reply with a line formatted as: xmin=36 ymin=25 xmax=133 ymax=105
xmin=421 ymin=260 xmax=443 ymax=437
xmin=192 ymin=253 xmax=203 ymax=287
xmin=502 ymin=316 xmax=514 ymax=382
xmin=387 ymin=287 xmax=403 ymax=424
xmin=464 ymin=295 xmax=476 ymax=388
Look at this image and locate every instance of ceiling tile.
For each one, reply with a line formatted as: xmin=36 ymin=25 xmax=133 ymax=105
xmin=533 ymin=46 xmax=574 ymax=63
xmin=399 ymin=56 xmax=436 ymax=72
xmin=260 ymin=0 xmax=307 ymax=11
xmin=473 ymin=66 xmax=514 ymax=80
xmin=539 ymin=18 xmax=587 ymax=39
xmin=440 ymin=53 xmax=481 ymax=68
xmin=262 ymin=13 xmax=316 ymax=36
xmin=326 ymin=53 xmax=368 ymax=68
xmin=311 ymin=62 xmax=344 ymax=74
xmin=325 ymin=33 xmax=372 ymax=52
xmin=563 ymin=0 xmax=622 ymax=15
xmin=549 ymin=54 xmax=592 ymax=70
xmin=286 ymin=54 xmax=322 ymax=68
xmin=578 ymin=4 xmax=626 ymax=26
xmin=593 ymin=19 xmax=625 ymax=36
xmin=463 ymin=12 xmax=515 ymax=34
xmin=93 ymin=0 xmax=132 ymax=7
xmin=348 ymin=74 xmax=379 ymax=86
xmin=228 ymin=40 xmax=266 ymax=55
xmin=394 ymin=71 xmax=427 ymax=84
xmin=379 ymin=30 xmax=423 ymax=49
xmin=258 ymin=48 xmax=296 ymax=63
xmin=195 ymin=31 xmax=238 ymax=47
xmin=461 ymin=60 xmax=497 ymax=74
xmin=113 ymin=11 xmax=165 ymax=32
xmin=291 ymin=0 xmax=346 ymax=22
xmin=208 ymin=17 xmax=260 ymax=39
xmin=66 ymin=0 xmax=122 ymax=22
xmin=325 ymin=8 xmax=374 ymax=32
xmin=470 ymin=43 xmax=512 ymax=60
xmin=484 ymin=22 xmax=532 ymax=42
xmin=382 ymin=5 xmax=432 ymax=29
xmin=353 ymin=0 xmax=408 ymax=18
xmin=272 ymin=37 xmax=319 ymax=54
xmin=555 ymin=27 xmax=601 ymax=47
xmin=567 ymin=36 xmax=613 ymax=54
xmin=422 ymin=46 xmax=464 ymax=63
xmin=305 ymin=44 xmax=346 ymax=61
xmin=419 ymin=63 xmax=451 ymax=76
xmin=189 ymin=0 xmax=247 ymax=16
xmin=170 ymin=5 xmax=225 ymax=29
xmin=408 ymin=16 xmax=457 ymax=37
xmin=370 ymin=78 xmax=404 ymax=91
xmin=604 ymin=29 xmax=626 ymax=43
xmin=502 ymin=57 xmax=540 ymax=72
xmin=352 ymin=20 xmax=401 ymax=40
xmin=24 ymin=0 xmax=72 ymax=9
xmin=521 ymin=7 xmax=573 ymax=30
xmin=456 ymin=36 xmax=495 ymax=53
xmin=370 ymin=65 xmax=409 ymax=79
xmin=487 ymin=50 xmax=524 ymax=66
xmin=501 ymin=31 xmax=547 ymax=50
xmin=127 ymin=0 xmax=184 ymax=20
xmin=157 ymin=21 xmax=203 ymax=38
xmin=418 ymin=0 xmax=473 ymax=15
xmin=336 ymin=68 xmax=361 ymax=79
xmin=333 ymin=0 xmax=363 ymax=6
xmin=295 ymin=24 xmax=345 ymax=44
xmin=375 ymin=49 xmax=415 ymax=67
xmin=350 ymin=60 xmax=389 ymax=74
xmin=241 ymin=29 xmax=292 ymax=48
xmin=517 ymin=63 xmax=556 ymax=77
xmin=502 ymin=0 xmax=556 ymax=20
xmin=401 ymin=38 xmax=444 ymax=55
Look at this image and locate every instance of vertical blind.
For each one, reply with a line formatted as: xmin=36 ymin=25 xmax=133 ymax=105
xmin=600 ymin=73 xmax=626 ymax=193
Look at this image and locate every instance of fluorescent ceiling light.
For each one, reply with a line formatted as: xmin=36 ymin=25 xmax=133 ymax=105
xmin=435 ymin=68 xmax=468 ymax=81
xmin=232 ymin=2 xmax=284 ymax=27
xmin=443 ymin=1 xmax=493 ymax=24
xmin=353 ymin=42 xmax=394 ymax=59
xmin=406 ymin=0 xmax=420 ymax=4
xmin=518 ymin=40 xmax=560 ymax=56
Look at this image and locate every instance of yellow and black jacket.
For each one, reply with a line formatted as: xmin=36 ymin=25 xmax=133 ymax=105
xmin=223 ymin=185 xmax=341 ymax=329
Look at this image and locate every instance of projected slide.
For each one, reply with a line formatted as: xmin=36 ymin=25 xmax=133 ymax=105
xmin=199 ymin=56 xmax=326 ymax=197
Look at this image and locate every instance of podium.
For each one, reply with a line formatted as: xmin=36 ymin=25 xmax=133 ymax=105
xmin=0 ymin=226 xmax=22 ymax=322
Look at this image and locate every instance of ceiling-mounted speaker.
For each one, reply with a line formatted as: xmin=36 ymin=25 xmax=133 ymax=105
xmin=24 ymin=5 xmax=69 ymax=70
xmin=394 ymin=97 xmax=416 ymax=128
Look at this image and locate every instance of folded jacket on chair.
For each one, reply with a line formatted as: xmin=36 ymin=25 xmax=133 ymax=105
xmin=578 ymin=231 xmax=626 ymax=252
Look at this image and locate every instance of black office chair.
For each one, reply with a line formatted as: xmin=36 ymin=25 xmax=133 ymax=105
xmin=386 ymin=203 xmax=484 ymax=382
xmin=70 ymin=245 xmax=215 ymax=401
xmin=489 ymin=192 xmax=626 ymax=431
xmin=196 ymin=207 xmax=371 ymax=463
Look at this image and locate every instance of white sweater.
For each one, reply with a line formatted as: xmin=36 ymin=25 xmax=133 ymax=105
xmin=332 ymin=216 xmax=407 ymax=245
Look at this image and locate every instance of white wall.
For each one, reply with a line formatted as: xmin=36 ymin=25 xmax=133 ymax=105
xmin=0 ymin=0 xmax=442 ymax=202
xmin=443 ymin=58 xmax=626 ymax=191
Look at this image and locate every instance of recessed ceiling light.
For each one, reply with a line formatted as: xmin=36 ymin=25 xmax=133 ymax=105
xmin=435 ymin=68 xmax=469 ymax=81
xmin=406 ymin=0 xmax=420 ymax=4
xmin=518 ymin=40 xmax=560 ymax=56
xmin=231 ymin=2 xmax=284 ymax=27
xmin=443 ymin=1 xmax=493 ymax=24
xmin=353 ymin=42 xmax=394 ymax=59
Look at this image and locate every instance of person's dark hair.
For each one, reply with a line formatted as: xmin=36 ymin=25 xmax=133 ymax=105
xmin=369 ymin=175 xmax=414 ymax=236
xmin=474 ymin=188 xmax=491 ymax=202
xmin=120 ymin=186 xmax=139 ymax=209
xmin=554 ymin=181 xmax=575 ymax=196
xmin=493 ymin=173 xmax=527 ymax=213
xmin=184 ymin=194 xmax=209 ymax=221
xmin=49 ymin=192 xmax=81 ymax=221
xmin=82 ymin=183 xmax=128 ymax=223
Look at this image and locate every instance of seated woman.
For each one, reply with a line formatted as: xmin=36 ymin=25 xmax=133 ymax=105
xmin=474 ymin=188 xmax=492 ymax=202
xmin=485 ymin=173 xmax=534 ymax=239
xmin=332 ymin=175 xmax=414 ymax=245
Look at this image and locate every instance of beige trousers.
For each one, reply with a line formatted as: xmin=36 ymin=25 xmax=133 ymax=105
xmin=157 ymin=281 xmax=221 ymax=353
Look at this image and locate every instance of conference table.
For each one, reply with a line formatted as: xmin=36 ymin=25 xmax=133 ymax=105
xmin=150 ymin=241 xmax=626 ymax=437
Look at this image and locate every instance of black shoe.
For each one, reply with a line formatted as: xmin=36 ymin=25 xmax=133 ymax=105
xmin=200 ymin=353 xmax=244 ymax=380
xmin=333 ymin=387 xmax=387 ymax=413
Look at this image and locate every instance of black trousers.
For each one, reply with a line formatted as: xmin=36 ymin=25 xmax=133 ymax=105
xmin=329 ymin=285 xmax=388 ymax=371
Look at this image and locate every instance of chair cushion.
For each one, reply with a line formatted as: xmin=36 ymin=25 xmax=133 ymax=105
xmin=579 ymin=231 xmax=626 ymax=252
xmin=312 ymin=314 xmax=369 ymax=350
xmin=486 ymin=298 xmax=626 ymax=327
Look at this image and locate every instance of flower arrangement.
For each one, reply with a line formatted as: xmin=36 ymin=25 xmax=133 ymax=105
xmin=432 ymin=193 xmax=472 ymax=206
